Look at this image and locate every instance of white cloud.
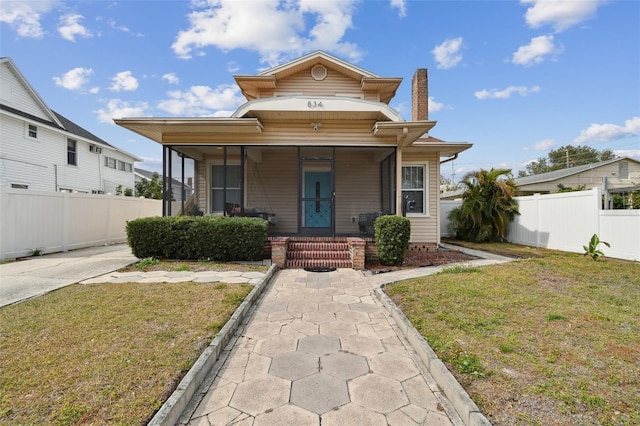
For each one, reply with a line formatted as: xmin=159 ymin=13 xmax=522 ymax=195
xmin=432 ymin=37 xmax=463 ymax=69
xmin=428 ymin=97 xmax=447 ymax=112
xmin=521 ymin=0 xmax=604 ymax=32
xmin=475 ymin=85 xmax=541 ymax=100
xmin=512 ymin=35 xmax=562 ymax=66
xmin=613 ymin=149 xmax=640 ymax=160
xmin=171 ymin=0 xmax=362 ymax=66
xmin=390 ymin=0 xmax=407 ymax=17
xmin=523 ymin=138 xmax=556 ymax=151
xmin=573 ymin=116 xmax=640 ymax=145
xmin=107 ymin=18 xmax=143 ymax=36
xmin=58 ymin=13 xmax=93 ymax=42
xmin=157 ymin=84 xmax=245 ymax=116
xmin=136 ymin=157 xmax=163 ymax=173
xmin=0 ymin=0 xmax=56 ymax=38
xmin=109 ymin=71 xmax=139 ymax=92
xmin=95 ymin=99 xmax=149 ymax=123
xmin=162 ymin=73 xmax=180 ymax=85
xmin=53 ymin=67 xmax=93 ymax=91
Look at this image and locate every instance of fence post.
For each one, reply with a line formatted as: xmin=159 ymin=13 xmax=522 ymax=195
xmin=62 ymin=191 xmax=69 ymax=252
xmin=0 ymin=187 xmax=7 ymax=261
xmin=106 ymin=195 xmax=113 ymax=244
xmin=534 ymin=193 xmax=540 ymax=248
xmin=594 ymin=187 xmax=602 ymax=238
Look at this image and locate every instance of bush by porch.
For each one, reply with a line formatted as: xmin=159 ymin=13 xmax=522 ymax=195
xmin=126 ymin=216 xmax=267 ymax=261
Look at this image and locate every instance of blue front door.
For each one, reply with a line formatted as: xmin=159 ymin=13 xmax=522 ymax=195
xmin=303 ymin=171 xmax=332 ymax=230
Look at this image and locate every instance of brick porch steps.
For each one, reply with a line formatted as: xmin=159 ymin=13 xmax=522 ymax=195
xmin=285 ymin=241 xmax=353 ymax=269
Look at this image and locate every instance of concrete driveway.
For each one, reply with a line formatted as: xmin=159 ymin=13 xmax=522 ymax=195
xmin=0 ymin=244 xmax=137 ymax=307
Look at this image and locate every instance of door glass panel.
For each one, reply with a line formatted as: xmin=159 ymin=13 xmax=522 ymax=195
xmin=303 ymin=170 xmax=331 ymax=227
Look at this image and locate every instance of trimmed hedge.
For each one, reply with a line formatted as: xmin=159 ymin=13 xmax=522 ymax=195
xmin=374 ymin=215 xmax=411 ymax=266
xmin=126 ymin=216 xmax=268 ymax=261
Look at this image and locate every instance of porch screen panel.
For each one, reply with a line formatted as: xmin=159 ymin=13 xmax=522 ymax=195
xmin=211 ymin=165 xmax=242 ymax=213
xmin=381 ymin=152 xmax=396 ymax=214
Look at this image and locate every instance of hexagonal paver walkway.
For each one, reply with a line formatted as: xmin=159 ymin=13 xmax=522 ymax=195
xmin=186 ymin=268 xmax=454 ymax=425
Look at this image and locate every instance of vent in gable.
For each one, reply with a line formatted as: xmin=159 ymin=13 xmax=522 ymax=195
xmin=311 ymin=64 xmax=327 ymax=81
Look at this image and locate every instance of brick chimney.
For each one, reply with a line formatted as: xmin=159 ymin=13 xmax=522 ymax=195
xmin=412 ymin=68 xmax=428 ymax=121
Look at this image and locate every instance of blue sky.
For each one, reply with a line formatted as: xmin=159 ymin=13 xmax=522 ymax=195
xmin=1 ymin=0 xmax=639 ymax=182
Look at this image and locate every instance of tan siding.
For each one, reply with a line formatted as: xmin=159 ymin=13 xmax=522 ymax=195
xmin=245 ymin=148 xmax=298 ymax=233
xmin=402 ymin=152 xmax=439 ymax=244
xmin=269 ymin=68 xmax=362 ymax=97
xmin=197 ymin=160 xmax=207 ymax=212
xmin=335 ymin=150 xmax=381 ymax=234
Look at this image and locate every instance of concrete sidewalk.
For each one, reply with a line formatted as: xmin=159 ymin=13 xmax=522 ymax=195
xmin=0 ymin=244 xmax=137 ymax=307
xmin=183 ymin=268 xmax=459 ymax=426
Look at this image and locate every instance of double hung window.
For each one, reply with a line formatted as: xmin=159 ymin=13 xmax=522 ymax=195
xmin=401 ymin=164 xmax=427 ymax=215
xmin=67 ymin=139 xmax=77 ymax=165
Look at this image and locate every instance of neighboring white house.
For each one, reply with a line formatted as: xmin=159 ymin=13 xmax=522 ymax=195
xmin=0 ymin=57 xmax=140 ymax=194
xmin=134 ymin=167 xmax=194 ymax=203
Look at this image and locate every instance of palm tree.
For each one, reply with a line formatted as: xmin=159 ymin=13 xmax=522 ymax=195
xmin=448 ymin=168 xmax=519 ymax=242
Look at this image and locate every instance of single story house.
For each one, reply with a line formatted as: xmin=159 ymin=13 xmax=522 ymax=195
xmin=0 ymin=57 xmax=141 ymax=194
xmin=115 ymin=51 xmax=471 ymax=268
xmin=513 ymin=157 xmax=640 ymax=195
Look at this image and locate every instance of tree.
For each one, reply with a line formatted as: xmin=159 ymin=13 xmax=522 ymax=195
xmin=448 ymin=168 xmax=520 ymax=242
xmin=518 ymin=145 xmax=616 ymax=177
xmin=135 ymin=172 xmax=163 ymax=199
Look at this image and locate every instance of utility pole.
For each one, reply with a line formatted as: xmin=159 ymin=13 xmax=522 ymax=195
xmin=566 ymin=148 xmax=570 ymax=168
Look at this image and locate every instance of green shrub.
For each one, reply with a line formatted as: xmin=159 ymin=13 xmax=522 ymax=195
xmin=374 ymin=215 xmax=410 ymax=266
xmin=126 ymin=216 xmax=267 ymax=261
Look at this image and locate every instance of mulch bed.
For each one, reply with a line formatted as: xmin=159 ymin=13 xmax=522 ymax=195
xmin=365 ymin=248 xmax=477 ymax=273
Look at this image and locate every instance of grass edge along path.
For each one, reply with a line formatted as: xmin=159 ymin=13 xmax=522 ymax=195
xmin=385 ymin=244 xmax=639 ymax=426
xmin=0 ymin=281 xmax=253 ymax=425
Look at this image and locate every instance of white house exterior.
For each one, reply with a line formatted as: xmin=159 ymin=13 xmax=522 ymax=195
xmin=0 ymin=57 xmax=140 ymax=194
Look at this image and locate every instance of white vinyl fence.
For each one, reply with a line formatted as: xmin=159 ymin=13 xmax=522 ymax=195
xmin=441 ymin=188 xmax=639 ymax=261
xmin=0 ymin=187 xmax=162 ymax=261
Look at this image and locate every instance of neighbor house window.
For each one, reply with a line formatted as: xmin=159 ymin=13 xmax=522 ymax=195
xmin=67 ymin=139 xmax=77 ymax=165
xmin=402 ymin=164 xmax=428 ymax=215
xmin=28 ymin=124 xmax=37 ymax=138
xmin=11 ymin=183 xmax=29 ymax=189
xmin=211 ymin=164 xmax=242 ymax=213
xmin=105 ymin=157 xmax=116 ymax=169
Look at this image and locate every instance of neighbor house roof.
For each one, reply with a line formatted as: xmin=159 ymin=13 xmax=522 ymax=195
xmin=1 ymin=57 xmax=142 ymax=162
xmin=514 ymin=157 xmax=639 ymax=186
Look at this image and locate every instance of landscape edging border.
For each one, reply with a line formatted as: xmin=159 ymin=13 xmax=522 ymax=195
xmin=147 ymin=264 xmax=278 ymax=426
xmin=374 ymin=286 xmax=492 ymax=426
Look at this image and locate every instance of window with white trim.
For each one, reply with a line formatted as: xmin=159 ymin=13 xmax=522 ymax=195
xmin=402 ymin=164 xmax=428 ymax=215
xmin=67 ymin=139 xmax=77 ymax=165
xmin=28 ymin=124 xmax=37 ymax=139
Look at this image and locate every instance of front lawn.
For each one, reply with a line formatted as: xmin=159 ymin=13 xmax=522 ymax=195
xmin=0 ymin=281 xmax=252 ymax=425
xmin=385 ymin=243 xmax=640 ymax=425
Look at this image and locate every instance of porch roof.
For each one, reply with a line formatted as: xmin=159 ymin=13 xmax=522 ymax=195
xmin=232 ymin=96 xmax=404 ymax=121
xmin=112 ymin=117 xmax=263 ymax=143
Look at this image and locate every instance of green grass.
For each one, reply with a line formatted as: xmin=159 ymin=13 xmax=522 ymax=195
xmin=0 ymin=281 xmax=252 ymax=425
xmin=123 ymin=259 xmax=269 ymax=273
xmin=386 ymin=242 xmax=640 ymax=426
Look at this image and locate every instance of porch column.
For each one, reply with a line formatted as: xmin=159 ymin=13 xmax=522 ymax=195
xmin=395 ymin=146 xmax=403 ymax=216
